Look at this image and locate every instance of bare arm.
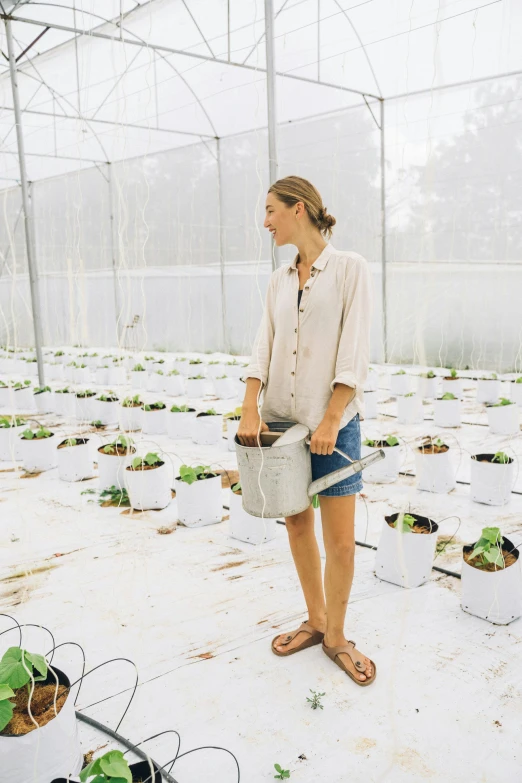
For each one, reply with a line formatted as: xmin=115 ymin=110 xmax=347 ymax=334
xmin=237 ymin=377 xmax=269 ymax=447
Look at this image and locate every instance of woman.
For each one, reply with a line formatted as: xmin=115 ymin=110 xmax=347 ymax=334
xmin=237 ymin=176 xmax=376 ymax=686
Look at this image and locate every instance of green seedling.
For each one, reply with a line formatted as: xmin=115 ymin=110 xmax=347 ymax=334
xmin=34 ymin=386 xmax=51 ymax=394
xmin=490 ymin=398 xmax=513 ymax=407
xmin=470 ymin=526 xmax=506 ymax=570
xmin=201 ymin=408 xmax=218 ymax=415
xmin=440 ymin=392 xmax=456 ymax=400
xmin=363 ymin=435 xmax=399 ymax=447
xmin=62 ymin=437 xmax=79 ymax=447
xmin=90 ymin=420 xmax=105 ymax=429
xmin=22 ymin=426 xmax=52 ymax=440
xmin=54 ymin=350 xmax=64 ymax=357
xmin=122 ymin=395 xmax=142 ymax=407
xmin=99 ymin=486 xmax=130 ymax=506
xmin=170 ymin=404 xmax=192 ymax=413
xmin=306 ymin=689 xmax=325 ymax=709
xmin=179 ymin=464 xmax=217 ymax=484
xmin=102 ymin=435 xmax=134 ymax=454
xmin=176 ymin=357 xmax=187 ymax=362
xmin=154 ymin=359 xmax=165 ymax=364
xmin=0 ymin=646 xmax=48 ymax=732
xmin=393 ymin=369 xmax=406 ymax=375
xmin=97 ymin=393 xmax=118 ymax=402
xmin=130 ymin=452 xmax=162 ymax=470
xmin=226 ymin=359 xmax=239 ymax=366
xmin=76 ymin=389 xmax=95 ymax=398
xmin=231 ymin=481 xmax=242 ymax=493
xmin=79 ymin=749 xmax=132 ymax=783
xmin=216 ymin=374 xmax=228 ymax=379
xmin=0 ymin=416 xmax=26 ymax=428
xmin=189 ymin=359 xmax=203 ymax=365
xmin=132 ymin=364 xmax=146 ymax=372
xmin=393 ymin=513 xmax=416 ymax=533
xmin=143 ymin=402 xmax=166 ymax=411
xmin=404 ymin=392 xmax=415 ymax=397
xmin=516 ymin=377 xmax=522 ymax=384
xmin=167 ymin=369 xmax=180 ymax=376
xmin=224 ymin=406 xmax=242 ymax=419
xmin=491 ymin=451 xmax=510 ymax=464
xmin=188 ymin=374 xmax=205 ymax=380
xmin=55 ymin=387 xmax=71 ymax=394
xmin=144 ymin=355 xmax=155 ymax=361
xmin=449 ymin=368 xmax=458 ymax=378
xmin=154 ymin=369 xmax=164 ymax=376
xmin=274 ymin=763 xmax=290 ymax=780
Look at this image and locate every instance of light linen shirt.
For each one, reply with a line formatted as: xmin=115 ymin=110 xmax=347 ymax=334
xmin=241 ymin=243 xmax=374 ymax=433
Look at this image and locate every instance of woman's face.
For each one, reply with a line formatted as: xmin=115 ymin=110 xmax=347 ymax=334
xmin=264 ymin=194 xmax=302 ymax=246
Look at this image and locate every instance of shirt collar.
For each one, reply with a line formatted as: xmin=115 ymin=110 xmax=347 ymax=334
xmin=287 ymin=242 xmax=333 ymax=273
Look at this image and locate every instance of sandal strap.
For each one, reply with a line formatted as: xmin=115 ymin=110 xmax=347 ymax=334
xmin=326 ymin=640 xmax=367 ymax=672
xmin=279 ymin=621 xmax=316 ymax=647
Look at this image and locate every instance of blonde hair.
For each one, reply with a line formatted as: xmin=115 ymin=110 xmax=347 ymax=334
xmin=268 ymin=175 xmax=336 ymax=239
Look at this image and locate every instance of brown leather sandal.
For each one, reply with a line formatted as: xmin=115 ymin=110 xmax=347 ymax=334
xmin=322 ymin=639 xmax=377 ymax=686
xmin=271 ymin=621 xmax=325 ymax=657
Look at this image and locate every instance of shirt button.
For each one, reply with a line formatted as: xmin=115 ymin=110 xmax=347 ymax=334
xmin=299 ymin=308 xmax=304 ymax=312
xmin=291 ymin=393 xmax=294 ymax=397
xmin=294 ymin=328 xmax=297 ymax=333
xmin=291 ymin=371 xmax=295 ymax=375
xmin=293 ymin=350 xmax=296 ymax=355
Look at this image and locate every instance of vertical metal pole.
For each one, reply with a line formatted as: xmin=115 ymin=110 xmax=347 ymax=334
xmin=380 ymin=99 xmax=387 ymax=364
xmin=216 ymin=138 xmax=228 ymax=353
xmin=5 ymin=18 xmax=45 ymax=386
xmin=264 ymin=0 xmax=279 ymax=271
xmin=107 ymin=162 xmax=120 ymax=344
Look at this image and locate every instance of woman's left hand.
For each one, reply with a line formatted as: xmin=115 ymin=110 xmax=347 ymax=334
xmin=309 ymin=415 xmax=341 ymax=455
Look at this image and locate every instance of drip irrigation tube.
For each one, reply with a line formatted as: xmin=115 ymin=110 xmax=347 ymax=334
xmin=75 ymin=712 xmax=180 ymax=783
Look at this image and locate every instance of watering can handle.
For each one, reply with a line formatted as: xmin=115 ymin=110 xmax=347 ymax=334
xmin=304 ymin=436 xmax=385 ymax=497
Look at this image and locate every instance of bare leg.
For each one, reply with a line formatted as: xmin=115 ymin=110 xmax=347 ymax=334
xmin=273 ymin=505 xmax=327 ymax=652
xmin=320 ymin=494 xmax=373 ymax=681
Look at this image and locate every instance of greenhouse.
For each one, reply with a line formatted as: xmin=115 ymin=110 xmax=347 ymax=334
xmin=0 ymin=0 xmax=521 ymax=781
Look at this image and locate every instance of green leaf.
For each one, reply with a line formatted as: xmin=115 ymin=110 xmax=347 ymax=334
xmin=0 ymin=698 xmax=14 ymax=732
xmin=25 ymin=651 xmax=47 ymax=679
xmin=0 ymin=683 xmax=15 ymax=700
xmin=99 ymin=750 xmax=132 ymax=782
xmin=0 ymin=647 xmax=30 ymax=689
xmin=274 ymin=764 xmax=282 ymax=773
xmin=80 ymin=757 xmax=102 ymax=781
xmin=312 ymin=493 xmax=320 ymax=508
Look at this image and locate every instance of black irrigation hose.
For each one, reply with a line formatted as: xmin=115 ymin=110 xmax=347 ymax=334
xmin=75 ymin=712 xmax=180 ymax=783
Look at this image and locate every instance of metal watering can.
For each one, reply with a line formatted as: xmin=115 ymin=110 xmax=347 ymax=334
xmin=235 ymin=421 xmax=385 ymax=519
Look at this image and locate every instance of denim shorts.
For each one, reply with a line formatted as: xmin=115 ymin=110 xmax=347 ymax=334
xmin=310 ymin=413 xmax=363 ymax=497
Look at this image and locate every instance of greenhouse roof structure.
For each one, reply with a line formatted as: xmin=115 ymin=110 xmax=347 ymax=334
xmin=0 ymin=0 xmax=521 ymax=184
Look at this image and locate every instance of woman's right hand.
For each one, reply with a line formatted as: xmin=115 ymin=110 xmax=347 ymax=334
xmin=237 ymin=407 xmax=269 ymax=447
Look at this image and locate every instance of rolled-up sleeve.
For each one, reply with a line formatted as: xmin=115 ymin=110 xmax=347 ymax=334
xmin=240 ymin=272 xmax=277 ymax=388
xmin=330 ymin=256 xmax=373 ymax=395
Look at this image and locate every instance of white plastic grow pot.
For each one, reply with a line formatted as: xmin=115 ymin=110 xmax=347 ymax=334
xmin=130 ymin=370 xmax=147 ymax=390
xmin=397 ymin=394 xmax=423 ymax=424
xmin=55 ymin=392 xmax=75 ymax=418
xmin=57 ymin=439 xmax=94 ymax=481
xmin=0 ymin=422 xmax=27 ymax=460
xmin=34 ymin=390 xmax=53 ymax=414
xmin=486 ymin=403 xmax=519 ymax=435
xmin=0 ymin=666 xmax=83 ymax=783
xmin=164 ymin=375 xmax=184 ymax=396
xmin=75 ymin=394 xmax=96 ymax=421
xmin=52 ymin=760 xmax=162 ymax=783
xmin=20 ymin=433 xmax=57 ymax=472
xmin=141 ymin=407 xmax=167 ymax=435
xmin=167 ymin=409 xmax=197 ymax=439
xmin=186 ymin=378 xmax=206 ymax=398
xmin=417 ymin=375 xmax=439 ymax=398
xmin=119 ymin=404 xmax=143 ymax=432
xmin=363 ymin=390 xmax=378 ymax=419
xmin=51 ymin=364 xmax=65 ymax=382
xmin=95 ymin=367 xmax=109 ymax=386
xmin=364 ymin=367 xmax=379 ymax=392
xmin=192 ymin=413 xmax=223 ymax=445
xmin=510 ymin=381 xmax=522 ymax=407
xmin=13 ymin=386 xmax=34 ymax=410
xmin=93 ymin=398 xmax=120 ymax=425
xmin=174 ymin=473 xmax=223 ymax=527
xmin=375 ymin=513 xmax=439 ymax=588
xmin=415 ymin=447 xmax=456 ymax=493
xmin=361 ymin=443 xmax=401 ymax=483
xmin=229 ymin=489 xmax=277 ymax=544
xmin=146 ymin=373 xmax=165 ymax=393
xmin=97 ymin=445 xmax=135 ymax=491
xmin=470 ymin=454 xmax=516 ymax=506
xmin=108 ymin=366 xmax=126 ymax=386
xmin=441 ymin=377 xmax=463 ymax=398
xmin=213 ymin=378 xmax=236 ymax=399
xmin=433 ymin=398 xmax=461 ymax=427
xmin=73 ymin=368 xmax=90 ymax=385
xmin=225 ymin=364 xmax=243 ymax=379
xmin=461 ymin=537 xmax=522 ymax=625
xmin=0 ymin=386 xmax=13 ymax=408
xmin=226 ymin=417 xmax=240 ymax=451
xmin=207 ymin=363 xmax=225 ymax=379
xmin=477 ymin=379 xmax=501 ymax=404
xmin=125 ymin=461 xmax=171 ymax=510
xmin=389 ymin=373 xmax=411 ymax=397
xmin=176 ymin=360 xmax=192 ymax=377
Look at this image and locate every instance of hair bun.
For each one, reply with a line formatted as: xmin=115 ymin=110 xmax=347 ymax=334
xmin=320 ymin=207 xmax=336 ymax=232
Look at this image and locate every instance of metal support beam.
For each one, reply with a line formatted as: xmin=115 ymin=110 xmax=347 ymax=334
xmin=4 ymin=17 xmax=45 ymax=385
xmin=106 ymin=162 xmax=121 ymax=345
xmin=264 ymin=0 xmax=279 ymax=272
xmin=216 ymin=138 xmax=228 ymax=353
xmin=380 ymin=99 xmax=387 ymax=364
